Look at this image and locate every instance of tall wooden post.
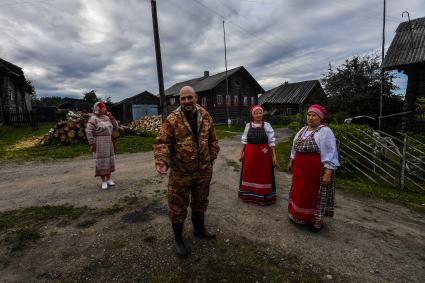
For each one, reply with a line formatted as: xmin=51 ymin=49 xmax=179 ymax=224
xmin=223 ymin=20 xmax=230 ymax=126
xmin=151 ymin=0 xmax=166 ymax=120
xmin=379 ymin=0 xmax=386 ymax=130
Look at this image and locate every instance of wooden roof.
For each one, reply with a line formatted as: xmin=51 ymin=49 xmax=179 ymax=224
xmin=164 ymin=66 xmax=263 ymax=96
xmin=383 ymin=17 xmax=425 ymax=70
xmin=259 ymin=80 xmax=321 ymax=105
xmin=114 ymin=91 xmax=158 ymax=106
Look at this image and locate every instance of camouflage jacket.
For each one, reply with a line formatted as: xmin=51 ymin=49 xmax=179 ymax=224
xmin=153 ymin=105 xmax=220 ymax=173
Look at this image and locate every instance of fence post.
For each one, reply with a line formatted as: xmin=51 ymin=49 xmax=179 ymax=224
xmin=399 ymin=133 xmax=407 ymax=190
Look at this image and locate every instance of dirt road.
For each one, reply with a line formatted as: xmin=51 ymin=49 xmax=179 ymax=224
xmin=0 ymin=129 xmax=424 ymax=282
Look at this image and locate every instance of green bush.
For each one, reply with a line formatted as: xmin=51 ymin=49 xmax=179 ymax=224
xmin=280 ymin=115 xmax=298 ymax=125
xmin=326 ymin=112 xmax=349 ymax=124
xmin=287 ymin=121 xmax=301 ymax=131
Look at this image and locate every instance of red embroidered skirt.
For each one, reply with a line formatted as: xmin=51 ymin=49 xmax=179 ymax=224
xmin=239 ymin=143 xmax=276 ymax=205
xmin=288 ymin=152 xmax=322 ymax=224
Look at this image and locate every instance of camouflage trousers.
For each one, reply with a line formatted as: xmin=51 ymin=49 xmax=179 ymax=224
xmin=167 ymin=169 xmax=212 ymax=224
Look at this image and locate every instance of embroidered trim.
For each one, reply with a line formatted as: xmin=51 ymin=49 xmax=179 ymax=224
xmin=241 ymin=181 xmax=272 ymax=189
xmin=288 ymin=200 xmax=315 ymax=214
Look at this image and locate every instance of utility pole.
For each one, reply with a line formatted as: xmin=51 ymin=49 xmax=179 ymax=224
xmin=223 ymin=20 xmax=230 ymax=127
xmin=151 ymin=0 xmax=166 ymax=120
xmin=379 ymin=0 xmax=386 ymax=130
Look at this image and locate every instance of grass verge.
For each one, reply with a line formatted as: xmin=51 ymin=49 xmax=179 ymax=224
xmin=0 ymin=124 xmax=155 ymax=160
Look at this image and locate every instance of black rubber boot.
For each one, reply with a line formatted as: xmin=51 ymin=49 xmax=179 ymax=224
xmin=172 ymin=223 xmax=189 ymax=257
xmin=308 ymin=223 xmax=322 ymax=233
xmin=192 ymin=211 xmax=216 ymax=239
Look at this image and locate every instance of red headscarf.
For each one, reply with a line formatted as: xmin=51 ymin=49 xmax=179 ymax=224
xmin=307 ymin=104 xmax=327 ymax=121
xmin=93 ymin=102 xmax=106 ymax=114
xmin=250 ymin=105 xmax=263 ymax=116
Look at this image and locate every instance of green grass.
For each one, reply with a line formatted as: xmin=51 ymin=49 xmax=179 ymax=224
xmin=215 ymin=124 xmax=245 ymax=139
xmin=0 ymin=124 xmax=155 ymax=160
xmin=275 ymin=138 xmax=425 ymax=213
xmin=337 ymin=177 xmax=425 ymax=214
xmin=275 ymin=136 xmax=294 ymax=171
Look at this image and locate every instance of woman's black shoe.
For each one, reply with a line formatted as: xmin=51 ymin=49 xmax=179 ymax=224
xmin=308 ymin=224 xmax=322 ymax=233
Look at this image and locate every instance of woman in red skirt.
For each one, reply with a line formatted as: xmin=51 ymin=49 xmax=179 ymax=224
xmin=287 ymin=104 xmax=339 ymax=232
xmin=239 ymin=105 xmax=277 ymax=205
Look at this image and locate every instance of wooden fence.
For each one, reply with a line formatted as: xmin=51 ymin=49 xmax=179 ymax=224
xmin=3 ymin=108 xmax=59 ymax=126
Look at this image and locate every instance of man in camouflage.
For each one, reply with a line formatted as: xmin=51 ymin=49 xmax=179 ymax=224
xmin=154 ymin=86 xmax=220 ymax=257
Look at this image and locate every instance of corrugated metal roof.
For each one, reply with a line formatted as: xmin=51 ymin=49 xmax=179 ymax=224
xmin=259 ymin=80 xmax=320 ymax=105
xmin=164 ymin=66 xmax=253 ymax=96
xmin=383 ymin=17 xmax=425 ymax=70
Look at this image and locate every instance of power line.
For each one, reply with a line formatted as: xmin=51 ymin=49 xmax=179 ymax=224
xmin=190 ymin=0 xmax=352 ymax=76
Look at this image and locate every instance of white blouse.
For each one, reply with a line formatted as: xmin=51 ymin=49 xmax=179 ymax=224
xmin=241 ymin=122 xmax=276 ymax=146
xmin=290 ymin=126 xmax=340 ymax=170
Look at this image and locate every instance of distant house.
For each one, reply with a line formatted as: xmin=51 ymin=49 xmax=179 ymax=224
xmin=164 ymin=66 xmax=264 ymax=123
xmin=259 ymin=80 xmax=326 ymax=115
xmin=383 ymin=16 xmax=425 ymax=132
xmin=111 ymin=91 xmax=159 ymax=124
xmin=57 ymin=98 xmax=94 ymax=113
xmin=0 ymin=58 xmax=33 ymax=124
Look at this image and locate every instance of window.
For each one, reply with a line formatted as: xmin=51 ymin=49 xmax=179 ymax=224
xmin=169 ymin=97 xmax=175 ymax=105
xmin=233 ymin=96 xmax=238 ymax=105
xmin=243 ymin=96 xmax=248 ymax=105
xmin=8 ymin=87 xmax=14 ymax=102
xmin=217 ymin=95 xmax=222 ymax=104
xmin=250 ymin=96 xmax=255 ymax=105
xmin=226 ymin=95 xmax=231 ymax=105
xmin=201 ymin=97 xmax=207 ymax=106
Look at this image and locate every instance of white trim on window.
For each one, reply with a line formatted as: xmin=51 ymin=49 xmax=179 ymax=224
xmin=243 ymin=96 xmax=248 ymax=105
xmin=217 ymin=95 xmax=222 ymax=104
xmin=226 ymin=95 xmax=231 ymax=105
xmin=169 ymin=97 xmax=175 ymax=105
xmin=201 ymin=97 xmax=207 ymax=106
xmin=233 ymin=96 xmax=238 ymax=105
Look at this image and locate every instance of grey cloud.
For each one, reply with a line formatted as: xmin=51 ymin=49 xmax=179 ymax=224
xmin=0 ymin=0 xmax=424 ymax=101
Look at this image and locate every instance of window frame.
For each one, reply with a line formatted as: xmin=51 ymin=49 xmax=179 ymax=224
xmin=217 ymin=95 xmax=223 ymax=104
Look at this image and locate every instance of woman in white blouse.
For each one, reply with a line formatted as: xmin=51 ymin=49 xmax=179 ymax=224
xmin=287 ymin=104 xmax=339 ymax=232
xmin=238 ymin=105 xmax=277 ymax=205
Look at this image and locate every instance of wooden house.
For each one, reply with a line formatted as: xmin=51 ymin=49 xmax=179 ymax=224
xmin=111 ymin=91 xmax=159 ymax=124
xmin=383 ymin=16 xmax=425 ymax=132
xmin=259 ymin=80 xmax=326 ymax=115
xmin=0 ymin=58 xmax=33 ymax=124
xmin=57 ymin=98 xmax=93 ymax=112
xmin=164 ymin=66 xmax=264 ymax=124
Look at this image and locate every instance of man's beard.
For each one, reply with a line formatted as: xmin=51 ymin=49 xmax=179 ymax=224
xmin=182 ymin=104 xmax=195 ymax=113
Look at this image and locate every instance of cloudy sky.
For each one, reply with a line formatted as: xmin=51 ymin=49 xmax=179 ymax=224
xmin=1 ymin=0 xmax=424 ymax=102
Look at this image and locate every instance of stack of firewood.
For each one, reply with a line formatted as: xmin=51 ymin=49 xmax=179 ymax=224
xmin=127 ymin=115 xmax=162 ymax=135
xmin=41 ymin=111 xmax=90 ymax=145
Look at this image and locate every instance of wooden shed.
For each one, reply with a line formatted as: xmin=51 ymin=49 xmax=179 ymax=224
xmin=0 ymin=58 xmax=33 ymax=124
xmin=383 ymin=16 xmax=425 ymax=132
xmin=111 ymin=91 xmax=159 ymax=124
xmin=259 ymin=80 xmax=326 ymax=115
xmin=164 ymin=66 xmax=264 ymax=124
xmin=57 ymin=98 xmax=93 ymax=112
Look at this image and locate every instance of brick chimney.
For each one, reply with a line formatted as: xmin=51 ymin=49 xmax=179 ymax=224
xmin=204 ymin=71 xmax=209 ymax=77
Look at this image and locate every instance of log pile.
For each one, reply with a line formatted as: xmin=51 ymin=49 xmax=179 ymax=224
xmin=125 ymin=115 xmax=162 ymax=136
xmin=41 ymin=111 xmax=90 ymax=145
